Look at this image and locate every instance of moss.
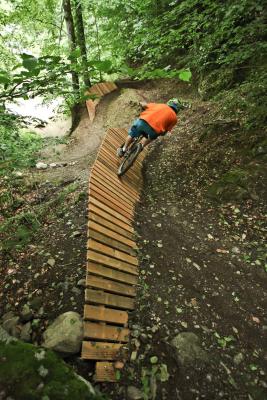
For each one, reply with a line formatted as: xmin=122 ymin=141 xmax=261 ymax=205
xmin=0 ymin=341 xmax=106 ymax=400
xmin=207 ymin=168 xmax=250 ymax=201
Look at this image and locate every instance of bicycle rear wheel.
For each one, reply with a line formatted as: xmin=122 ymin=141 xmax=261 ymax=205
xmin=117 ymin=143 xmax=142 ymax=177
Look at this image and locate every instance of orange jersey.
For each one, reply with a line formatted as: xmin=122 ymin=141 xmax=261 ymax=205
xmin=140 ymin=103 xmax=178 ymax=134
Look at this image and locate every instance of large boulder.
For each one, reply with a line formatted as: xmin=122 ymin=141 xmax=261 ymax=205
xmin=42 ymin=311 xmax=83 ymax=355
xmin=0 ymin=340 xmax=105 ymax=399
xmin=170 ymin=332 xmax=209 ymax=367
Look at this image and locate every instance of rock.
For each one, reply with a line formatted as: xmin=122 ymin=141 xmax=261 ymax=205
xmin=130 ymin=351 xmax=137 ymax=361
xmin=233 ymin=352 xmax=244 ymax=365
xmin=72 ymin=230 xmax=82 ymax=237
xmin=30 ymin=297 xmax=43 ymax=311
xmin=170 ymin=332 xmax=209 ymax=367
xmin=71 ymin=287 xmax=81 ymax=296
xmin=42 ymin=311 xmax=83 ymax=355
xmin=1 ymin=311 xmax=15 ymax=322
xmin=49 ymin=163 xmax=57 ymax=168
xmin=47 ymin=258 xmax=56 ymax=267
xmin=0 ymin=326 xmax=17 ymax=343
xmin=0 ymin=340 xmax=101 ymax=399
xmin=21 ymin=304 xmax=33 ymax=322
xmin=20 ymin=322 xmax=32 ymax=342
xmin=2 ymin=315 xmax=20 ymax=338
xmin=232 ymin=247 xmax=240 ymax=254
xmin=36 ymin=162 xmax=48 ymax=169
xmin=77 ymin=279 xmax=86 ymax=288
xmin=13 ymin=171 xmax=23 ymax=178
xmin=127 ymin=386 xmax=143 ymax=400
xmin=140 ymin=333 xmax=148 ymax=343
xmin=37 ymin=307 xmax=45 ymax=317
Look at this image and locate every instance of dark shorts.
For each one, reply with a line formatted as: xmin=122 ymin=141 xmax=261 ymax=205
xmin=128 ymin=119 xmax=158 ymax=140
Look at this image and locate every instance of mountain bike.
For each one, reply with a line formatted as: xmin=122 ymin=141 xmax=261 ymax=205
xmin=117 ymin=136 xmax=144 ymax=177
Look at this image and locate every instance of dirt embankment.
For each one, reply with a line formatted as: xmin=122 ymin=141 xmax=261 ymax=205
xmin=102 ymin=81 xmax=267 ymax=400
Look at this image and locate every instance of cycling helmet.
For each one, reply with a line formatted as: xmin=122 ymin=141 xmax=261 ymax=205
xmin=167 ymin=98 xmax=184 ymax=113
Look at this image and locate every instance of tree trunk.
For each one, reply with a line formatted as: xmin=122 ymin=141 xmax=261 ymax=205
xmin=72 ymin=0 xmax=91 ymax=88
xmin=92 ymin=6 xmax=102 ymax=81
xmin=62 ymin=0 xmax=80 ymax=92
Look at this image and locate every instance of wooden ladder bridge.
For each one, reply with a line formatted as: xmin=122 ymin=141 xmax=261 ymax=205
xmin=82 ymin=83 xmax=146 ymax=381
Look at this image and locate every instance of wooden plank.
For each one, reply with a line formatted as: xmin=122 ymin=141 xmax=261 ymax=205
xmin=95 ymin=362 xmax=116 ymax=382
xmin=94 ymin=158 xmax=140 ymax=196
xmin=84 ymin=304 xmax=128 ymax=325
xmin=89 ymin=194 xmax=133 ymax=225
xmin=89 ymin=206 xmax=133 ymax=236
xmin=90 ymin=176 xmax=134 ymax=210
xmin=93 ymin=162 xmax=140 ymax=200
xmin=105 ymin=135 xmax=122 ymax=149
xmin=109 ymin=128 xmax=128 ymax=142
xmin=89 ymin=188 xmax=133 ymax=221
xmin=92 ymin=169 xmax=137 ymax=204
xmin=82 ymin=341 xmax=123 ymax=360
xmin=89 ymin=174 xmax=134 ymax=214
xmin=86 ymin=275 xmax=136 ymax=297
xmin=88 ymin=239 xmax=138 ymax=266
xmin=85 ymin=289 xmax=135 ymax=310
xmin=96 ymin=154 xmax=140 ymax=191
xmin=87 ymin=250 xmax=138 ymax=275
xmin=87 ymin=262 xmax=138 ymax=285
xmin=90 ymin=182 xmax=134 ymax=218
xmin=84 ymin=321 xmax=129 ymax=342
xmin=88 ymin=228 xmax=135 ymax=256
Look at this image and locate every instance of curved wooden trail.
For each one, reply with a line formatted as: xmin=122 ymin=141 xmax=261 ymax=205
xmin=82 ymin=106 xmax=146 ymax=381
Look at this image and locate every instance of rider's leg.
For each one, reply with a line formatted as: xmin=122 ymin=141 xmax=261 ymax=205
xmin=122 ymin=135 xmax=134 ymax=152
xmin=140 ymin=136 xmax=151 ymax=148
xmin=117 ymin=120 xmax=142 ymax=157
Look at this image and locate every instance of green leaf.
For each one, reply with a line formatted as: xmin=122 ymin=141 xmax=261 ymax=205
xmin=68 ymin=48 xmax=81 ymax=60
xmin=150 ymin=356 xmax=158 ymax=364
xmin=115 ymin=370 xmax=121 ymax=380
xmin=159 ymin=364 xmax=170 ymax=382
xmin=178 ymin=69 xmax=192 ymax=82
xmin=0 ymin=71 xmax=10 ymax=85
xmin=21 ymin=53 xmax=38 ymax=71
xmin=88 ymin=60 xmax=112 ymax=72
xmin=249 ymin=364 xmax=258 ymax=371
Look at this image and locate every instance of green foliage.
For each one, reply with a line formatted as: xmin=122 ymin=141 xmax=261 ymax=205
xmin=0 ymin=341 xmax=107 ymax=400
xmin=215 ymin=68 xmax=267 ymax=129
xmin=0 ymin=212 xmax=40 ymax=252
xmin=0 ymin=114 xmax=43 ymax=172
xmin=94 ymin=0 xmax=265 ymax=126
xmin=214 ymin=332 xmax=236 ymax=349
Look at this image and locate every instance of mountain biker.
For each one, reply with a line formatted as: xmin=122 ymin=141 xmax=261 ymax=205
xmin=116 ymin=98 xmax=184 ymax=157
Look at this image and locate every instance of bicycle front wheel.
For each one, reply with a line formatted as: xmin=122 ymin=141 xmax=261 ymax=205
xmin=117 ymin=143 xmax=142 ymax=177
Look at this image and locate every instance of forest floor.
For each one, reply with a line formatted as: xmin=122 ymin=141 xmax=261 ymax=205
xmin=0 ymin=80 xmax=266 ymax=400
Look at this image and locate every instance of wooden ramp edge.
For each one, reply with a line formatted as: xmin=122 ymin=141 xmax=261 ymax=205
xmin=85 ymin=82 xmax=117 ymax=122
xmin=82 ymin=127 xmax=147 ymax=382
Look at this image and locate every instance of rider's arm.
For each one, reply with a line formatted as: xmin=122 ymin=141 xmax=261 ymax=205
xmin=140 ymin=101 xmax=148 ymax=110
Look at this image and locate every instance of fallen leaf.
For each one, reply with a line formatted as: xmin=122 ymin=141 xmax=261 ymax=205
xmin=216 ymin=249 xmax=229 ymax=254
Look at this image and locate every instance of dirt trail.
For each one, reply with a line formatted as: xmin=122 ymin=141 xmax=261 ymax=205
xmin=32 ymin=90 xmax=120 ymax=184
